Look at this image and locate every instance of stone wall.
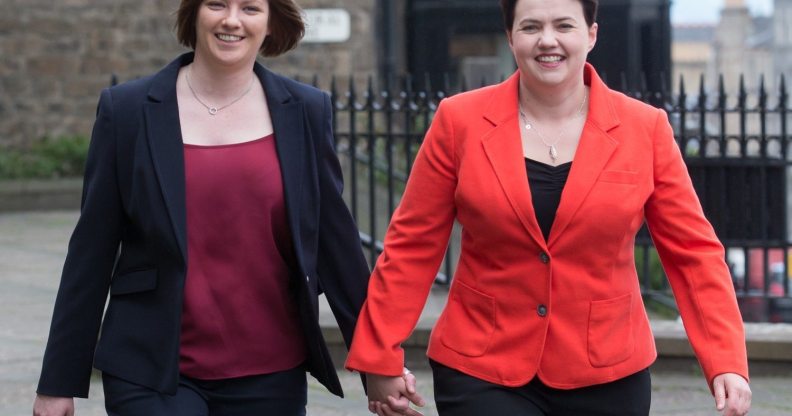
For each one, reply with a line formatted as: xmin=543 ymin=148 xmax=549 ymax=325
xmin=0 ymin=0 xmax=378 ymax=146
xmin=265 ymin=0 xmax=378 ymax=87
xmin=0 ymin=0 xmax=184 ymax=146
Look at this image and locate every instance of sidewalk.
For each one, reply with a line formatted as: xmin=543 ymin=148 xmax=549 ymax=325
xmin=2 ymin=211 xmax=791 ymax=415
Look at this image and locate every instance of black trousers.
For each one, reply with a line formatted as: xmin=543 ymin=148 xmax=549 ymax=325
xmin=431 ymin=360 xmax=651 ymax=416
xmin=102 ymin=366 xmax=307 ymax=416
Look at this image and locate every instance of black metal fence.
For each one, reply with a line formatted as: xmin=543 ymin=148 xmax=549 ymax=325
xmin=310 ymin=72 xmax=792 ymax=323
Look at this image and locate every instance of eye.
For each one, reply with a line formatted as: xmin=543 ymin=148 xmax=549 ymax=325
xmin=243 ymin=5 xmax=261 ymax=13
xmin=558 ymin=23 xmax=575 ymax=31
xmin=521 ymin=24 xmax=539 ymax=33
xmin=205 ymin=1 xmax=225 ymax=10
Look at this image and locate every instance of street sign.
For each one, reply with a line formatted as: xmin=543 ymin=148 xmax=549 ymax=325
xmin=303 ymin=9 xmax=351 ymax=43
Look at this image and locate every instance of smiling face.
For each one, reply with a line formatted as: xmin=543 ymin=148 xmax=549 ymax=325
xmin=194 ymin=0 xmax=270 ymax=68
xmin=507 ymin=0 xmax=597 ymax=91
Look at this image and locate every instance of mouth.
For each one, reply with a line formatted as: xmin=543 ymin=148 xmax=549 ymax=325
xmin=216 ymin=33 xmax=244 ymax=42
xmin=536 ymin=55 xmax=564 ymax=63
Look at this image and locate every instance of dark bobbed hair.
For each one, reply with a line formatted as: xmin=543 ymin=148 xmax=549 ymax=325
xmin=499 ymin=0 xmax=598 ymax=31
xmin=175 ymin=0 xmax=305 ymax=57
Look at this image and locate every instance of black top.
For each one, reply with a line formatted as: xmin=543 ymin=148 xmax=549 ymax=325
xmin=525 ymin=158 xmax=572 ymax=242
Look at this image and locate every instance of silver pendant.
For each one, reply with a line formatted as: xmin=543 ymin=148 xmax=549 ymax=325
xmin=549 ymin=145 xmax=558 ymax=162
xmin=208 ymin=107 xmax=218 ymax=115
xmin=525 ymin=122 xmax=532 ymax=130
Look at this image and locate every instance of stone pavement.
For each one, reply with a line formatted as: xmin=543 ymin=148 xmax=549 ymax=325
xmin=2 ymin=211 xmax=792 ymax=416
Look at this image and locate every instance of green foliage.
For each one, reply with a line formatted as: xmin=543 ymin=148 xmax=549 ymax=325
xmin=635 ymin=246 xmax=666 ymax=290
xmin=0 ymin=135 xmax=89 ymax=179
xmin=635 ymin=246 xmax=680 ymax=318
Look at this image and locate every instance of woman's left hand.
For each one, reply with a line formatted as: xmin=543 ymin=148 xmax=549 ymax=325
xmin=712 ymin=373 xmax=751 ymax=415
xmin=366 ymin=368 xmax=425 ymax=416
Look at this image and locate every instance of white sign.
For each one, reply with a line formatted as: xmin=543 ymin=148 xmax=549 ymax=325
xmin=303 ymin=9 xmax=351 ymax=43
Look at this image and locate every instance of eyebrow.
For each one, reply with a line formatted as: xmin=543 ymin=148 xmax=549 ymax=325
xmin=517 ymin=16 xmax=578 ymax=25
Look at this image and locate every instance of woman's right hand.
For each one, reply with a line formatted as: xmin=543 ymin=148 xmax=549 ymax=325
xmin=366 ymin=370 xmax=425 ymax=416
xmin=33 ymin=394 xmax=74 ymax=416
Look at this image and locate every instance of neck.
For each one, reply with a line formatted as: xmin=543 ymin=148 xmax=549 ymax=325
xmin=188 ymin=53 xmax=256 ymax=98
xmin=518 ymin=78 xmax=588 ymax=121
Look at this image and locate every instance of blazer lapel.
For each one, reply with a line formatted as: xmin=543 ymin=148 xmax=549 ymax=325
xmin=548 ymin=65 xmax=620 ymax=247
xmin=481 ymin=73 xmax=547 ymax=249
xmin=255 ymin=63 xmax=306 ymax=267
xmin=144 ymin=54 xmax=191 ymax=262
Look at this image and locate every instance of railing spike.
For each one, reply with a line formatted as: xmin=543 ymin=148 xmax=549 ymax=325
xmin=718 ymin=74 xmax=727 ymax=109
xmin=679 ymin=74 xmax=686 ymax=98
xmin=366 ymin=75 xmax=375 ymax=106
xmin=678 ymin=74 xmax=686 ymax=110
xmin=698 ymin=73 xmax=707 ymax=110
xmin=620 ymin=72 xmax=629 ymax=94
xmin=759 ymin=73 xmax=767 ymax=109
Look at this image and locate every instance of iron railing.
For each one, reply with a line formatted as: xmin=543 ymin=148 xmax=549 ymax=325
xmin=308 ymin=72 xmax=792 ymax=322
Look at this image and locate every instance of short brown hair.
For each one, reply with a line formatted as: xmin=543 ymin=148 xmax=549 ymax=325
xmin=499 ymin=0 xmax=598 ymax=31
xmin=175 ymin=0 xmax=305 ymax=57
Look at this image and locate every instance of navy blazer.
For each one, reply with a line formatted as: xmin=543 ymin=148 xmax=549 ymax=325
xmin=37 ymin=53 xmax=370 ymax=398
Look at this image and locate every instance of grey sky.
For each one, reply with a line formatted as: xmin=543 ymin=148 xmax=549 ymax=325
xmin=671 ymin=0 xmax=773 ymax=24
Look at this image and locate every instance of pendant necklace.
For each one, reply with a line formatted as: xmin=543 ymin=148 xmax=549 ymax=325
xmin=185 ymin=67 xmax=255 ymax=116
xmin=519 ymin=90 xmax=588 ymax=163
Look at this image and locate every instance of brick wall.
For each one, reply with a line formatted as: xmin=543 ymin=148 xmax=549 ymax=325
xmin=0 ymin=0 xmax=377 ymax=145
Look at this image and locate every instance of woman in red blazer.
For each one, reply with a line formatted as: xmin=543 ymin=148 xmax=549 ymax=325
xmin=346 ymin=0 xmax=751 ymax=415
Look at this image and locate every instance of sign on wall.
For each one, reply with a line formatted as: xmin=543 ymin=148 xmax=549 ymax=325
xmin=303 ymin=9 xmax=351 ymax=43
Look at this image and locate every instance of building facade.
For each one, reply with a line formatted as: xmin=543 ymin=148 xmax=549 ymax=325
xmin=673 ymin=0 xmax=792 ymax=96
xmin=0 ymin=0 xmax=380 ymax=146
xmin=1 ymin=0 xmax=671 ymax=145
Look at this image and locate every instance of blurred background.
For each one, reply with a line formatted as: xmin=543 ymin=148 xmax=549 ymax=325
xmin=2 ymin=1 xmax=792 ymax=415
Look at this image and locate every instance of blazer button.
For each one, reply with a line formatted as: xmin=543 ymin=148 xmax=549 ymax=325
xmin=537 ymin=304 xmax=548 ymax=317
xmin=539 ymin=252 xmax=550 ymax=264
xmin=305 ymin=275 xmax=310 ymax=282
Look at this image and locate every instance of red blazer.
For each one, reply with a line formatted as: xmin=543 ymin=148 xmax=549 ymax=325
xmin=345 ymin=64 xmax=748 ymax=389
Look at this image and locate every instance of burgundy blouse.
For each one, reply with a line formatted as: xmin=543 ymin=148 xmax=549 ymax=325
xmin=179 ymin=135 xmax=306 ymax=379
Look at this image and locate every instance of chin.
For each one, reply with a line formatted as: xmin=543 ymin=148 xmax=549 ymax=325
xmin=211 ymin=51 xmax=252 ymax=66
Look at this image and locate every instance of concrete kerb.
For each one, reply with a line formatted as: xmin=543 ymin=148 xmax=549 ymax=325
xmin=0 ymin=179 xmax=82 ymax=212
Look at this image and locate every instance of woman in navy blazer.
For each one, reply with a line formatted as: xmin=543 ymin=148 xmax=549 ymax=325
xmin=33 ymin=0 xmax=369 ymax=415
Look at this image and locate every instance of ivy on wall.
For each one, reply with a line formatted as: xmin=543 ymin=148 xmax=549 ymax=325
xmin=0 ymin=136 xmax=89 ymax=179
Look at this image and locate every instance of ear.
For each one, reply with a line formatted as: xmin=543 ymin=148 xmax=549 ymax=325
xmin=587 ymin=22 xmax=598 ymax=52
xmin=506 ymin=29 xmax=514 ymax=49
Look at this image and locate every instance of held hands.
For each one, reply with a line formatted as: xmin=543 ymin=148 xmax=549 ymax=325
xmin=33 ymin=394 xmax=74 ymax=416
xmin=712 ymin=373 xmax=751 ymax=416
xmin=366 ymin=368 xmax=426 ymax=416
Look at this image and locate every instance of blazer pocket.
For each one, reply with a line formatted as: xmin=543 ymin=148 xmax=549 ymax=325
xmin=598 ymin=170 xmax=638 ymax=184
xmin=110 ymin=269 xmax=158 ymax=295
xmin=440 ymin=279 xmax=496 ymax=357
xmin=587 ymin=293 xmax=634 ymax=367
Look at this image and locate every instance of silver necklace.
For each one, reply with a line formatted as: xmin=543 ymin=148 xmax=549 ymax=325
xmin=185 ymin=68 xmax=255 ymax=116
xmin=519 ymin=90 xmax=588 ymax=163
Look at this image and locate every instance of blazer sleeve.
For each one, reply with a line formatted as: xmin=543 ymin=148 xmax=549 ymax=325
xmin=37 ymin=88 xmax=123 ymax=398
xmin=644 ymin=108 xmax=749 ymax=386
xmin=315 ymin=92 xmax=371 ymax=348
xmin=345 ymin=99 xmax=458 ymax=376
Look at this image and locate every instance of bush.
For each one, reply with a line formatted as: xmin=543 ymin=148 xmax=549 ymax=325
xmin=0 ymin=135 xmax=89 ymax=179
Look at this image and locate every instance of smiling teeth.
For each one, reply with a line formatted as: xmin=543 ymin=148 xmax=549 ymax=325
xmin=217 ymin=34 xmax=242 ymax=41
xmin=538 ymin=56 xmax=562 ymax=62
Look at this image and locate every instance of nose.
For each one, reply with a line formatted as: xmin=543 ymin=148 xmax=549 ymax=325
xmin=221 ymin=6 xmax=242 ymax=28
xmin=537 ymin=28 xmax=558 ymax=47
